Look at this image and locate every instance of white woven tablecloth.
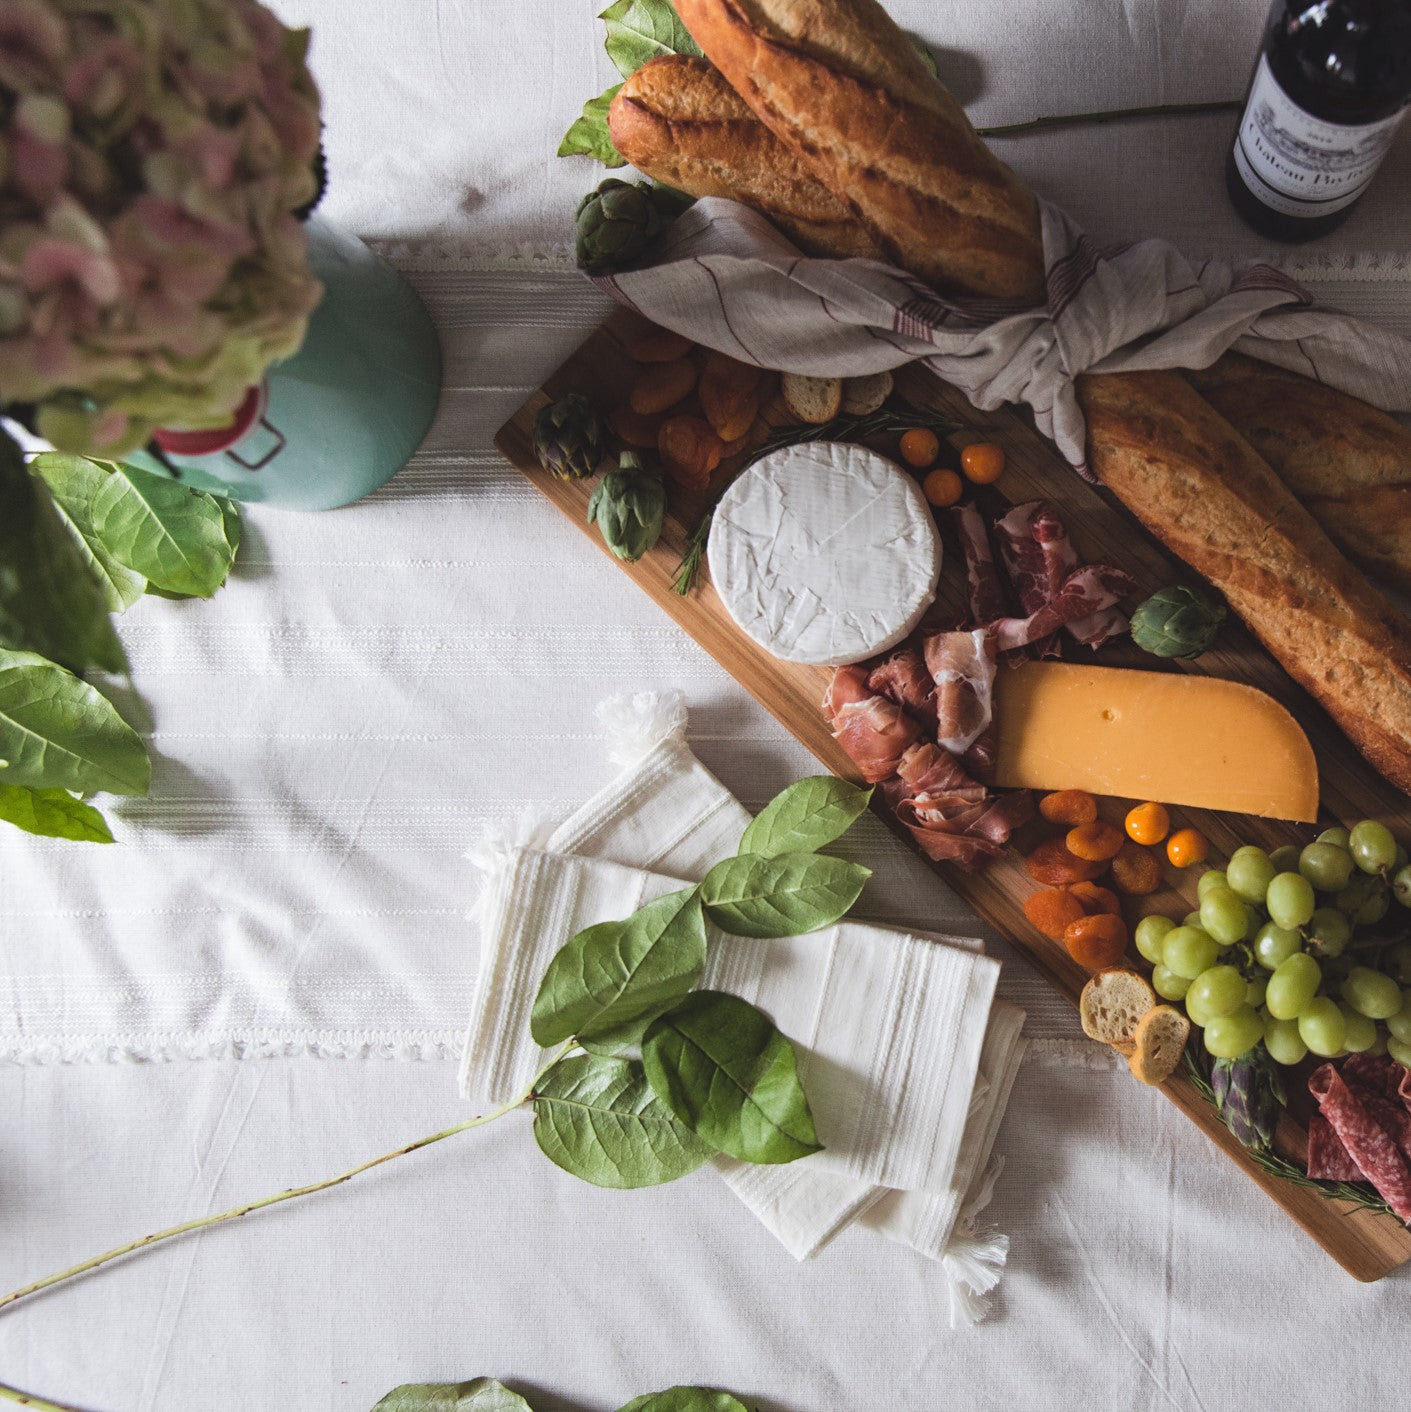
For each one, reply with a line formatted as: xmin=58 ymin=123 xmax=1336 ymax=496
xmin=1 ymin=2 xmax=1409 ymax=1408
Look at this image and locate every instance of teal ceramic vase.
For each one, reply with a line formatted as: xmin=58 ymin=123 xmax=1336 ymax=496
xmin=125 ymin=217 xmax=441 ymax=511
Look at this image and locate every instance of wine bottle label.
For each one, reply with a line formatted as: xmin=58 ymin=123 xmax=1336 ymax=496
xmin=1233 ymin=55 xmax=1409 ymax=218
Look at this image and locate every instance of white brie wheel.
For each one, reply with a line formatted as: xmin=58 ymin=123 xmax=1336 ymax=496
xmin=707 ymin=441 xmax=942 ymax=667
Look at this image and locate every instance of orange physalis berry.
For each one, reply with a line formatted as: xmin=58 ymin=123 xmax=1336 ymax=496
xmin=1024 ymin=836 xmax=1105 ymax=886
xmin=899 ymin=427 xmax=941 ymax=468
xmin=960 ymin=442 xmax=1006 ymax=484
xmin=1069 ymin=880 xmax=1122 ymax=916
xmin=1066 ymin=819 xmax=1126 ymax=862
xmin=1125 ymin=801 xmax=1171 ymax=846
xmin=1063 ymin=913 xmax=1129 ymax=970
xmin=1038 ymin=789 xmax=1099 ymax=826
xmin=1110 ymin=840 xmax=1163 ymax=896
xmin=1023 ymin=888 xmax=1087 ymax=941
xmin=922 ymin=468 xmax=964 ymax=507
xmin=1166 ymin=827 xmax=1209 ymax=869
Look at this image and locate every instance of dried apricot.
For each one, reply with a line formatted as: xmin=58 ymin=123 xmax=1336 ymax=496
xmin=900 ymin=427 xmax=940 ymax=468
xmin=1024 ymin=836 xmax=1105 ymax=886
xmin=1066 ymin=819 xmax=1126 ymax=862
xmin=658 ymin=415 xmax=723 ymax=490
xmin=1125 ymin=801 xmax=1171 ymax=846
xmin=960 ymin=442 xmax=1006 ymax=484
xmin=1110 ymin=840 xmax=1162 ymax=895
xmin=1023 ymin=888 xmax=1086 ymax=941
xmin=699 ymin=351 xmax=763 ymax=442
xmin=922 ymin=468 xmax=963 ymax=507
xmin=1063 ymin=913 xmax=1129 ymax=970
xmin=1069 ymin=880 xmax=1122 ymax=916
xmin=1039 ymin=789 xmax=1099 ymax=826
xmin=620 ymin=317 xmax=694 ymax=363
xmin=1167 ymin=827 xmax=1209 ymax=869
xmin=609 ymin=404 xmax=665 ymax=450
xmin=629 ymin=358 xmax=697 ymax=415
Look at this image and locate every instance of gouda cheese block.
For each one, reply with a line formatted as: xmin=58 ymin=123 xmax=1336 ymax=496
xmin=994 ymin=661 xmax=1318 ymax=822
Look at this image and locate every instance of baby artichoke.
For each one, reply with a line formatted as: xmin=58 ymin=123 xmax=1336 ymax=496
xmin=588 ymin=452 xmax=666 ymax=562
xmin=1130 ymin=585 xmax=1227 ymax=659
xmin=575 ymin=178 xmax=666 ymax=274
xmin=532 ymin=393 xmax=606 ymax=481
xmin=1211 ymin=1046 xmax=1285 ymax=1152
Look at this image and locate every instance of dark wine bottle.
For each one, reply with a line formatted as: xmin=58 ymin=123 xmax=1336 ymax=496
xmin=1226 ymin=0 xmax=1411 ymax=241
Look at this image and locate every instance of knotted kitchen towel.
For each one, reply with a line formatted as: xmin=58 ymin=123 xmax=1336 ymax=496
xmin=462 ymin=692 xmax=1026 ymax=1325
xmin=594 ymin=197 xmax=1411 ymax=478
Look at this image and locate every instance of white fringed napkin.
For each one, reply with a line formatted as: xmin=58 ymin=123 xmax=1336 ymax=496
xmin=461 ymin=692 xmax=1027 ymax=1325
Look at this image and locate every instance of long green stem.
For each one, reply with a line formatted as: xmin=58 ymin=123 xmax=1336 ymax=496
xmin=976 ymin=97 xmax=1242 ymax=138
xmin=0 ymin=1044 xmax=572 ymax=1408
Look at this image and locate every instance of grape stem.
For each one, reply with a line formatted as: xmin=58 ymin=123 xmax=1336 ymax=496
xmin=0 ymin=1043 xmax=574 ymax=1408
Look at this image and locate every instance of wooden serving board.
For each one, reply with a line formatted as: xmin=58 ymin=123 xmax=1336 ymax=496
xmin=497 ymin=310 xmax=1411 ymax=1281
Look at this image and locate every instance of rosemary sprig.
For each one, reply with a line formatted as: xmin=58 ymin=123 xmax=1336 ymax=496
xmin=976 ymin=98 xmax=1242 ymax=139
xmin=670 ymin=406 xmax=961 ymax=596
xmin=1181 ymin=1050 xmax=1395 ymax=1220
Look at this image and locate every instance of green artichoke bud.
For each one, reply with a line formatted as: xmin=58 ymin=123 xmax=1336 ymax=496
xmin=1211 ymin=1045 xmax=1285 ymax=1151
xmin=532 ymin=393 xmax=606 ymax=481
xmin=1130 ymin=585 xmax=1227 ymax=659
xmin=587 ymin=452 xmax=666 ymax=562
xmin=575 ymin=179 xmax=666 ymax=274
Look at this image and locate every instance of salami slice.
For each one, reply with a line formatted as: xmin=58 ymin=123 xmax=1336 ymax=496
xmin=1306 ymin=1112 xmax=1364 ymax=1182
xmin=1308 ymin=1061 xmax=1411 ymax=1224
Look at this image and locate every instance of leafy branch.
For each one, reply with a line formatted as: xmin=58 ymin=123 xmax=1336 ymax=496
xmin=0 ymin=777 xmax=873 ymax=1405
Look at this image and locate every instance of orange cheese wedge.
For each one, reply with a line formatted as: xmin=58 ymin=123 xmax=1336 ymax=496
xmin=994 ymin=661 xmax=1318 ymax=822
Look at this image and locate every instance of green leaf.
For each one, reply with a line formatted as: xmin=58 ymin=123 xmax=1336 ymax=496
xmin=558 ymin=84 xmax=626 ymax=166
xmin=219 ymin=497 xmax=242 ymax=558
xmin=600 ymin=0 xmax=702 ymax=77
xmin=31 ymin=454 xmax=147 ymax=612
xmin=617 ymin=1391 xmax=751 ymax=1412
xmin=643 ymin=992 xmax=820 ymax=1164
xmin=0 ymin=784 xmax=114 ymax=842
xmin=90 ymin=463 xmax=235 ymax=598
xmin=370 ymin=1379 xmax=534 ymax=1412
xmin=0 ymin=649 xmax=150 ymax=795
xmin=738 ymin=776 xmax=873 ymax=859
xmin=532 ymin=1053 xmax=711 ymax=1188
xmin=698 ymin=852 xmax=869 ymax=938
xmin=0 ymin=434 xmax=127 ymax=674
xmin=531 ymin=887 xmax=707 ymax=1049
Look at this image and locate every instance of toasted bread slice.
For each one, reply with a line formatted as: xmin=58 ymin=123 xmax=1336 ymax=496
xmin=841 ymin=371 xmax=893 ymax=415
xmin=1079 ymin=967 xmax=1155 ymax=1051
xmin=782 ymin=373 xmax=842 ymax=424
xmin=1127 ymin=1005 xmax=1191 ymax=1086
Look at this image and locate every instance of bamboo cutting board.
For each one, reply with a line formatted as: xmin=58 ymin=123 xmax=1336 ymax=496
xmin=496 ymin=310 xmax=1411 ymax=1281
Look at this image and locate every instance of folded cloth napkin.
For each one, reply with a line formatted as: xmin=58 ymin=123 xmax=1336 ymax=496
xmin=592 ymin=197 xmax=1411 ymax=479
xmin=462 ymin=692 xmax=1027 ymax=1325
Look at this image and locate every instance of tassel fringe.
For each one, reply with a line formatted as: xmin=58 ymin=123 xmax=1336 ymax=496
xmin=596 ymin=689 xmax=688 ymax=768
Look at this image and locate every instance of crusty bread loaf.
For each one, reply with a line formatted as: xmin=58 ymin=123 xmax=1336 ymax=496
xmin=673 ymin=0 xmax=1044 ymax=301
xmin=781 ymin=372 xmax=842 ymax=423
xmin=1079 ymin=369 xmax=1411 ymax=796
xmin=1127 ymin=1006 xmax=1190 ymax=1086
xmin=1080 ymin=967 xmax=1155 ymax=1054
xmin=1187 ymin=353 xmax=1411 ymax=591
xmin=608 ymin=56 xmax=885 ymax=260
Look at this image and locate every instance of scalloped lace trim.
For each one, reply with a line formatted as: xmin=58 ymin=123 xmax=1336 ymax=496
xmin=0 ymin=1031 xmax=463 ymax=1065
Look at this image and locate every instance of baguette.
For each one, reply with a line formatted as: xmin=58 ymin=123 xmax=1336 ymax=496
xmin=1187 ymin=353 xmax=1411 ymax=591
xmin=673 ymin=0 xmax=1044 ymax=301
xmin=608 ymin=56 xmax=885 ymax=260
xmin=1078 ymin=369 xmax=1411 ymax=795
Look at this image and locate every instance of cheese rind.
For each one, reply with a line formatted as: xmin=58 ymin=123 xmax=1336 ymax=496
xmin=707 ymin=441 xmax=941 ymax=667
xmin=994 ymin=661 xmax=1319 ymax=822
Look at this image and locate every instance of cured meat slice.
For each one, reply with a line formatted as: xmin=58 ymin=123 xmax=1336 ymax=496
xmin=989 ymin=564 xmax=1135 ymax=654
xmin=867 ymin=646 xmax=937 ymax=732
xmin=1308 ymin=1061 xmax=1411 ymax=1224
xmin=950 ymin=503 xmax=1009 ymax=626
xmin=824 ymin=666 xmax=924 ymax=784
xmin=885 ymin=742 xmax=1029 ymax=865
xmin=1306 ymin=1113 xmax=1365 ymax=1182
xmin=923 ymin=629 xmax=997 ymax=758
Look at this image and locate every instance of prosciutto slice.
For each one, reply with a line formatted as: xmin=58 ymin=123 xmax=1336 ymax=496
xmin=994 ymin=501 xmax=1132 ymax=650
xmin=824 ymin=665 xmax=924 ymax=784
xmin=867 ymin=646 xmax=937 ymax=732
xmin=923 ymin=629 xmax=997 ymax=760
xmin=1307 ymin=1058 xmax=1411 ymax=1224
xmin=950 ymin=503 xmax=1009 ymax=626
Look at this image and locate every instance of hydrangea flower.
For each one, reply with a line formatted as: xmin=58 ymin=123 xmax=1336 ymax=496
xmin=0 ymin=0 xmax=323 ymax=455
